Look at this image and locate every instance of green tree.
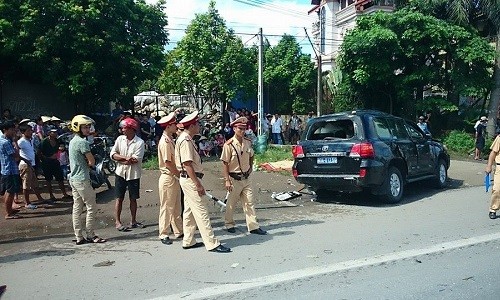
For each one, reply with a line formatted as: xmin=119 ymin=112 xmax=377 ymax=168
xmin=338 ymin=9 xmax=494 ymax=118
xmin=399 ymin=0 xmax=500 ymax=135
xmin=264 ymin=35 xmax=316 ymax=114
xmin=0 ymin=0 xmax=168 ymax=111
xmin=168 ymin=0 xmax=255 ymax=113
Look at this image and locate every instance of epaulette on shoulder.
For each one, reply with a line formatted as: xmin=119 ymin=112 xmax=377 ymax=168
xmin=225 ymin=139 xmax=233 ymax=145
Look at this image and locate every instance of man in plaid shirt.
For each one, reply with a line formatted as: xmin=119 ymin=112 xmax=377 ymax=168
xmin=0 ymin=121 xmax=21 ymax=219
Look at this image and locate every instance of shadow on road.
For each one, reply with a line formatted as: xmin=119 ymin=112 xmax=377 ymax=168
xmin=218 ymin=219 xmax=324 ymax=249
xmin=312 ymin=178 xmax=466 ymax=207
xmin=0 ymin=248 xmax=76 ymax=264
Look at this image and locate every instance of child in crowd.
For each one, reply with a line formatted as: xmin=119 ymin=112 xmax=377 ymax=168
xmin=214 ymin=133 xmax=225 ymax=156
xmin=57 ymin=144 xmax=69 ymax=180
xmin=198 ymin=136 xmax=213 ymax=157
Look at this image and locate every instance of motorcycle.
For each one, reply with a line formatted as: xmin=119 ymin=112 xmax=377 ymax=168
xmin=90 ymin=135 xmax=116 ymax=174
xmin=90 ymin=152 xmax=113 ymax=190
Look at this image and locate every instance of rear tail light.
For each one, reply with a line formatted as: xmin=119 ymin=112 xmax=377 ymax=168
xmin=350 ymin=142 xmax=374 ymax=158
xmin=292 ymin=169 xmax=298 ymax=178
xmin=292 ymin=145 xmax=305 ymax=158
xmin=359 ymin=168 xmax=367 ymax=178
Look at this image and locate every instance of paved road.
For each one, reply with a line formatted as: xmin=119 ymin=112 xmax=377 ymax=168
xmin=1 ymin=166 xmax=499 ymax=299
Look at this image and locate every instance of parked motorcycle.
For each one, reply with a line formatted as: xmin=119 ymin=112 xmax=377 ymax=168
xmin=91 ymin=135 xmax=116 ymax=174
xmin=90 ymin=152 xmax=112 ymax=190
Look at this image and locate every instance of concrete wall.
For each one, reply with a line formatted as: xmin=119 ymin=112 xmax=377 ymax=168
xmin=0 ymin=81 xmax=75 ymax=120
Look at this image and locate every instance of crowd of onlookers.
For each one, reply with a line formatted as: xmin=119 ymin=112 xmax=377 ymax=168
xmin=0 ymin=104 xmax=315 ymax=219
xmin=193 ymin=107 xmax=317 ymax=157
xmin=0 ymin=108 xmax=75 ymax=219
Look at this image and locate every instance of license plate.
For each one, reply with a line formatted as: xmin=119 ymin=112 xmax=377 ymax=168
xmin=317 ymin=157 xmax=337 ymax=164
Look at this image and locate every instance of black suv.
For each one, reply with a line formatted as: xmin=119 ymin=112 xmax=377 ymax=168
xmin=292 ymin=110 xmax=450 ymax=203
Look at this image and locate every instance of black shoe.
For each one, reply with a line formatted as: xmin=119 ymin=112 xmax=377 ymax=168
xmin=489 ymin=212 xmax=497 ymax=219
xmin=182 ymin=242 xmax=204 ymax=250
xmin=176 ymin=234 xmax=184 ymax=239
xmin=75 ymin=239 xmax=87 ymax=245
xmin=209 ymin=245 xmax=232 ymax=253
xmin=250 ymin=228 xmax=267 ymax=235
xmin=161 ymin=237 xmax=172 ymax=245
xmin=227 ymin=227 xmax=236 ymax=233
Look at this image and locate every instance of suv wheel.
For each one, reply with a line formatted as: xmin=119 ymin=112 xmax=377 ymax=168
xmin=382 ymin=166 xmax=403 ymax=204
xmin=433 ymin=158 xmax=447 ymax=189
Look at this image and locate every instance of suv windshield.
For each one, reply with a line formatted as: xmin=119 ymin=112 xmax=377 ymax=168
xmin=307 ymin=119 xmax=355 ymax=140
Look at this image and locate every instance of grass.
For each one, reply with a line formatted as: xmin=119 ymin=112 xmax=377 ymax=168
xmin=141 ymin=145 xmax=294 ymax=171
xmin=142 ymin=155 xmax=159 ymax=170
xmin=254 ymin=145 xmax=293 ymax=165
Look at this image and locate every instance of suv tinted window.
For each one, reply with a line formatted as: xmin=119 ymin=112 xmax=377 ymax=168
xmin=307 ymin=119 xmax=355 ymax=140
xmin=387 ymin=118 xmax=409 ymax=139
xmin=373 ymin=118 xmax=392 ymax=140
xmin=405 ymin=122 xmax=425 ymax=139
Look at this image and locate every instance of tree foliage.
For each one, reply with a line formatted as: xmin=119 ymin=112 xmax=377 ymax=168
xmin=337 ymin=9 xmax=495 ymax=118
xmin=0 ymin=0 xmax=168 ymax=111
xmin=159 ymin=0 xmax=255 ymax=112
xmin=264 ymin=35 xmax=316 ymax=114
xmin=158 ymin=1 xmax=316 ymax=115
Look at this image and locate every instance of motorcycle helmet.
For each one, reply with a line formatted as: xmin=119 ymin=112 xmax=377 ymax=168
xmin=119 ymin=117 xmax=139 ymax=130
xmin=71 ymin=115 xmax=94 ymax=132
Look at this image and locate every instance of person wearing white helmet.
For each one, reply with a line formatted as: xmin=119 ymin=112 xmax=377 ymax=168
xmin=110 ymin=117 xmax=145 ymax=231
xmin=68 ymin=114 xmax=106 ymax=244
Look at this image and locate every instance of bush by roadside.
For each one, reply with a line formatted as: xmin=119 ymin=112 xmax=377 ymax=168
xmin=443 ymin=130 xmax=493 ymax=160
xmin=254 ymin=145 xmax=293 ymax=165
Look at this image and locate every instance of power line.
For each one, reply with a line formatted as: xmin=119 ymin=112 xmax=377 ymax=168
xmin=233 ymin=0 xmax=316 ymax=20
xmin=168 ymin=17 xmax=310 ymax=30
xmin=166 ymin=27 xmax=345 ymax=42
xmin=243 ymin=33 xmax=259 ymax=45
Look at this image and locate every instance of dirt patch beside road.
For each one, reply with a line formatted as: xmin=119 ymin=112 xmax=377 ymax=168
xmin=0 ymin=158 xmax=485 ymax=242
xmin=0 ymin=159 xmax=304 ymax=242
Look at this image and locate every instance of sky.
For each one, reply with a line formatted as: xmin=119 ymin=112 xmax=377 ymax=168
xmin=146 ymin=0 xmax=318 ymax=56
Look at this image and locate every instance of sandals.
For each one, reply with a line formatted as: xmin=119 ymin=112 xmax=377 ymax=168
xmin=116 ymin=225 xmax=130 ymax=232
xmin=130 ymin=222 xmax=145 ymax=229
xmin=5 ymin=214 xmax=22 ymax=220
xmin=86 ymin=236 xmax=106 ymax=243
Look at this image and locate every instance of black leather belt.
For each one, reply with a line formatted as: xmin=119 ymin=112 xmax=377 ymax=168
xmin=229 ymin=172 xmax=249 ymax=181
xmin=180 ymin=172 xmax=204 ymax=179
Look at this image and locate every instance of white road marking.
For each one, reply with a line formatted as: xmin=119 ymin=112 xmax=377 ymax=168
xmin=152 ymin=231 xmax=500 ymax=300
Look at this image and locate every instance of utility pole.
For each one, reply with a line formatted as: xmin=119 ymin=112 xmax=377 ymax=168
xmin=304 ymin=28 xmax=322 ymax=117
xmin=257 ymin=28 xmax=264 ymax=136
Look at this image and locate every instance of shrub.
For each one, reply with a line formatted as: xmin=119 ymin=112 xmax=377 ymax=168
xmin=443 ymin=130 xmax=475 ymax=154
xmin=143 ymin=155 xmax=159 ymax=170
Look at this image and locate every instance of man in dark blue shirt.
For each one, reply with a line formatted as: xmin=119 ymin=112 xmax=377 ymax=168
xmin=475 ymin=116 xmax=487 ymax=160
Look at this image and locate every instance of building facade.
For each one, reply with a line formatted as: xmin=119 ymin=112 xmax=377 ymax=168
xmin=309 ymin=0 xmax=395 ymax=72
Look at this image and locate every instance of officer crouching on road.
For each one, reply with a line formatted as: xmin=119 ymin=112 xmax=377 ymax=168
xmin=174 ymin=111 xmax=231 ymax=253
xmin=221 ymin=117 xmax=267 ymax=235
